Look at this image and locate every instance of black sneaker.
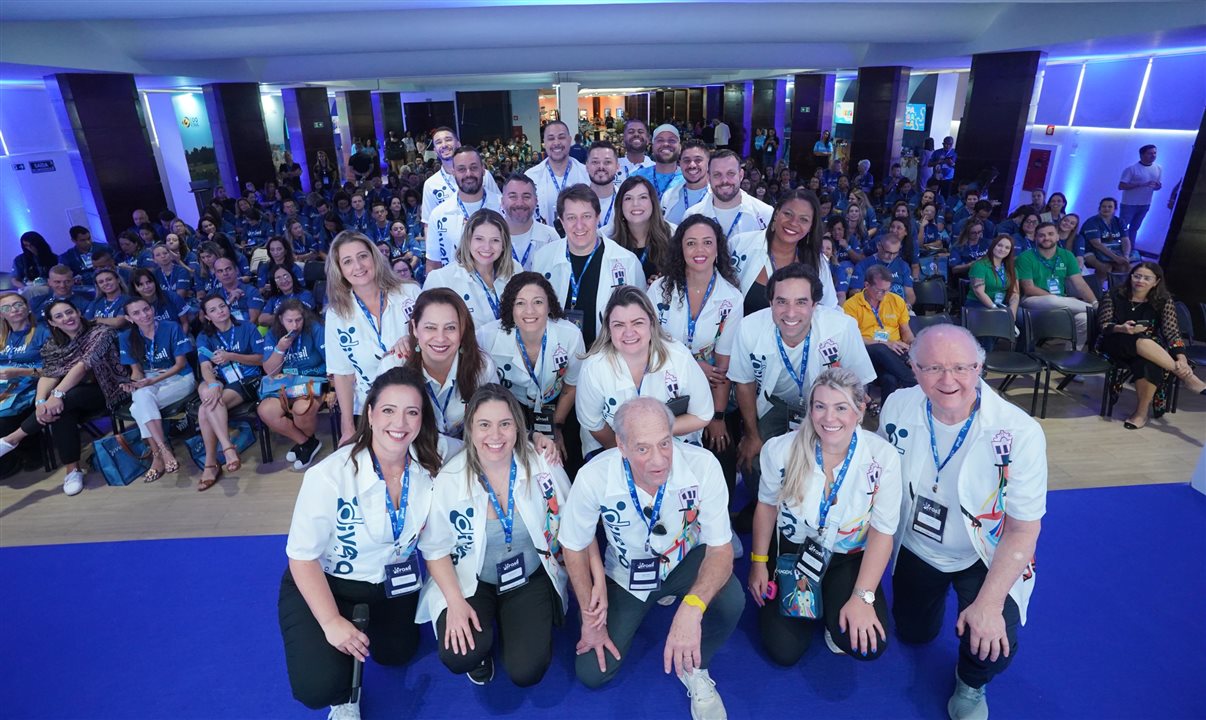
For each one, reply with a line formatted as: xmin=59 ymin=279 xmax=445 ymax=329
xmin=467 ymin=656 xmax=494 ymax=686
xmin=292 ymin=436 xmax=323 ymax=470
xmin=285 ymin=443 xmax=303 ymax=463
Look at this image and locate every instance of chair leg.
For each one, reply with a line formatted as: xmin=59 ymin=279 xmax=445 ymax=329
xmin=258 ymin=419 xmax=274 ymax=464
xmin=1040 ymin=366 xmax=1051 ymax=419
xmin=1056 ymin=373 xmax=1075 ymax=392
xmin=999 ymin=375 xmax=1015 ymax=393
xmin=1030 ymin=371 xmax=1040 ymax=417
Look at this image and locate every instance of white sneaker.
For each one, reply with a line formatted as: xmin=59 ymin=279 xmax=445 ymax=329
xmin=327 ymin=701 xmax=360 ymax=720
xmin=947 ymin=669 xmax=989 ymax=720
xmin=62 ymin=469 xmax=84 ymax=496
xmin=0 ymin=438 xmax=16 ymax=458
xmin=679 ymin=668 xmax=727 ymax=720
xmin=824 ymin=629 xmax=845 ymax=655
xmin=657 ymin=595 xmax=678 ymax=606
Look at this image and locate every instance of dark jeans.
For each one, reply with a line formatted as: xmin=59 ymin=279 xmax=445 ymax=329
xmin=575 ymin=544 xmax=744 ymax=688
xmin=278 ymin=568 xmax=420 ymax=709
xmin=435 ymin=566 xmax=560 ymax=687
xmin=19 ymin=384 xmax=106 ymax=465
xmin=866 ymin=343 xmax=918 ymax=400
xmin=758 ymin=535 xmax=889 ymax=665
xmin=0 ymin=410 xmax=38 ymax=475
xmin=892 ymin=546 xmax=1021 ymax=689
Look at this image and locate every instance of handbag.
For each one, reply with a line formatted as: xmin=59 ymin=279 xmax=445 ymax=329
xmin=774 ymin=533 xmax=823 ymax=620
xmin=184 ymin=420 xmax=255 ymax=470
xmin=90 ymin=427 xmax=152 ymax=486
xmin=0 ymin=376 xmax=38 ymax=418
xmin=259 ymin=374 xmax=326 ymax=417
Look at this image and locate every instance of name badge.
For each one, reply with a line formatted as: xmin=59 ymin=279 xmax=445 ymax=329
xmin=1046 ymin=277 xmax=1062 ymax=296
xmin=872 ymin=329 xmax=890 ymax=343
xmin=912 ymin=497 xmax=948 ymax=543
xmin=564 ymin=309 xmax=585 ymax=330
xmin=796 ymin=536 xmax=829 ymax=583
xmin=231 ymin=306 xmax=246 ymax=321
xmin=992 ymin=291 xmax=1005 ymax=306
xmin=220 ymin=365 xmax=241 ymax=384
xmin=496 ymin=554 xmax=528 ymax=593
xmin=384 ymin=558 xmax=421 ymax=597
xmin=629 ymin=556 xmax=661 ymax=592
xmin=532 ymin=407 xmax=554 ymax=435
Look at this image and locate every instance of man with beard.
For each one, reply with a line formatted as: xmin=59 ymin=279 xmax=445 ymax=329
xmin=586 ymin=141 xmax=621 ymax=238
xmin=617 ymin=118 xmax=655 ymax=185
xmin=501 ymin=173 xmax=558 ymax=271
xmin=426 ymin=146 xmax=502 ymax=271
xmin=684 ymin=150 xmax=773 ymax=240
xmin=525 ymin=120 xmax=590 ymax=227
xmin=634 ymin=124 xmax=684 ymax=204
xmin=421 ymin=126 xmax=501 ymax=229
xmin=660 ymin=140 xmax=711 ymax=225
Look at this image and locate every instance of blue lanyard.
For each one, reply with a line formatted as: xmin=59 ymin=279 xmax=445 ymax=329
xmin=457 ymin=195 xmax=484 ymax=220
xmin=481 ymin=458 xmax=518 ymax=549
xmin=598 ymin=194 xmax=616 ymax=229
xmin=926 ymin=390 xmax=980 ymax=487
xmin=546 ymin=160 xmax=570 ymax=194
xmin=566 ymin=239 xmax=602 ymax=308
xmin=439 ymin=168 xmax=457 ymax=197
xmin=473 ymin=270 xmax=502 ymax=320
xmin=870 ymin=303 xmax=885 ymax=329
xmin=623 ymin=458 xmax=666 ymax=551
xmin=426 ymin=379 xmax=457 ymax=433
xmin=994 ymin=264 xmax=1006 ymax=286
xmin=653 ymin=173 xmax=674 ymax=200
xmin=100 ymin=296 xmax=123 ymax=318
xmin=515 ymin=329 xmax=552 ymax=407
xmin=143 ymin=325 xmax=159 ymax=368
xmin=774 ymin=326 xmax=811 ymax=402
xmin=372 ymin=452 xmax=411 ymax=545
xmin=217 ymin=326 xmax=238 ymax=353
xmin=725 ymin=210 xmax=744 ymax=238
xmin=685 ymin=272 xmax=717 ymax=348
xmin=354 ymin=291 xmax=388 ymax=354
xmin=813 ymin=431 xmax=859 ymax=534
xmin=511 ymin=239 xmax=533 ymax=269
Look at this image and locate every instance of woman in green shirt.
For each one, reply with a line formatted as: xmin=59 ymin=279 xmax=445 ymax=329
xmin=966 ymin=234 xmax=1019 ymax=319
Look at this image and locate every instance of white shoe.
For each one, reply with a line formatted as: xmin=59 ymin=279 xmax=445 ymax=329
xmin=327 ymin=701 xmax=361 ymax=720
xmin=657 ymin=595 xmax=678 ymax=606
xmin=62 ymin=469 xmax=84 ymax=496
xmin=824 ymin=629 xmax=845 ymax=655
xmin=947 ymin=669 xmax=989 ymax=720
xmin=679 ymin=668 xmax=727 ymax=720
xmin=0 ymin=438 xmax=16 ymax=459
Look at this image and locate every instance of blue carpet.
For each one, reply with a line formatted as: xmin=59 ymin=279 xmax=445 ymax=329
xmin=2 ymin=483 xmax=1203 ymax=720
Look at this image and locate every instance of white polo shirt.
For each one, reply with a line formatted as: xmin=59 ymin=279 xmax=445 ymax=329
xmin=524 ymin=157 xmax=590 ymax=226
xmin=560 ymin=443 xmax=733 ymax=601
xmin=575 ymin=340 xmax=714 ymax=456
xmin=508 ymin=222 xmax=561 ymax=272
xmin=421 ymin=167 xmax=501 ymax=225
xmin=324 ymin=284 xmax=422 ymax=414
xmin=285 ymin=444 xmax=434 ymax=584
xmin=646 ymin=274 xmax=743 ymax=363
xmin=425 ymin=193 xmax=504 ymax=265
xmin=684 ymin=192 xmax=774 ymax=240
xmin=422 ymin=259 xmax=522 ymax=323
xmin=421 ymin=350 xmax=498 ymax=441
xmin=727 ymin=306 xmax=876 ymax=420
xmin=478 ymin=318 xmax=585 ymax=410
xmin=758 ymin=427 xmax=902 ymax=553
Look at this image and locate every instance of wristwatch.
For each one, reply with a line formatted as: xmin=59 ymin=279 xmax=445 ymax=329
xmin=52 ymin=389 xmax=65 ymax=399
xmin=853 ymin=588 xmax=876 ymax=605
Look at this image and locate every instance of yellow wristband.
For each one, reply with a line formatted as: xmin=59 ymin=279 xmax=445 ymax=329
xmin=750 ymin=553 xmax=769 ymax=563
xmin=683 ymin=594 xmax=707 ymax=613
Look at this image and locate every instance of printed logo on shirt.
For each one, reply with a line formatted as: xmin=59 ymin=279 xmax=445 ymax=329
xmin=992 ymin=430 xmax=1013 ymax=466
xmin=611 ymin=260 xmax=626 ymax=287
xmin=818 ymin=338 xmax=841 ymax=367
xmin=449 ymin=506 xmax=476 ymax=566
xmin=664 ymin=371 xmax=679 ymax=398
xmin=779 ymin=495 xmax=800 ymax=538
xmin=883 ymin=423 xmax=909 ymax=455
xmin=750 ymin=352 xmax=767 ymax=388
xmin=678 ymin=485 xmax=699 ymax=509
xmin=600 ymin=500 xmax=632 ymax=569
xmin=330 ymin=496 xmax=364 ymax=576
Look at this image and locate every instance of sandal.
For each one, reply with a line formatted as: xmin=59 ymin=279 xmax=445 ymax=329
xmin=221 ymin=445 xmax=242 ymax=473
xmin=142 ymin=447 xmax=164 ymax=483
xmin=198 ymin=464 xmax=221 ymax=492
xmin=158 ymin=441 xmax=179 ymax=474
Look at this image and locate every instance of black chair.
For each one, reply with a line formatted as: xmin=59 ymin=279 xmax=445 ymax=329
xmin=913 ymin=278 xmax=948 ymax=316
xmin=313 ymin=281 xmax=327 ymax=312
xmin=42 ymin=410 xmax=113 ymax=472
xmin=1025 ymin=308 xmax=1112 ymax=418
xmin=908 ymin=312 xmax=953 ymax=336
xmin=1176 ymin=301 xmax=1206 ymax=366
xmin=963 ymin=306 xmax=1042 ymax=416
xmin=303 ymin=260 xmax=325 ymax=290
xmin=229 ymin=401 xmax=274 ymax=464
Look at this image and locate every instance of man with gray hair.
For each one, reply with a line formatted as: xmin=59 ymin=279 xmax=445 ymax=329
xmin=880 ymin=324 xmax=1047 ymax=720
xmin=560 ymin=396 xmax=742 ymax=720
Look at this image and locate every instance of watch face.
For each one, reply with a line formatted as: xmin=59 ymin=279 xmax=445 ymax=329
xmin=859 ymin=590 xmax=876 ymax=604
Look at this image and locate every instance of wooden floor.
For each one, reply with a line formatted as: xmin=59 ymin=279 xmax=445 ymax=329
xmin=1 ymin=374 xmax=1203 ymax=548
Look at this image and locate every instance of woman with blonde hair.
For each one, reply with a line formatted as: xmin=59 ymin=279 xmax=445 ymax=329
xmin=324 ymin=231 xmax=422 ymax=443
xmin=0 ymin=292 xmax=51 ymax=478
xmin=424 ymin=209 xmax=520 ymax=322
xmin=747 ymin=367 xmax=902 ymax=665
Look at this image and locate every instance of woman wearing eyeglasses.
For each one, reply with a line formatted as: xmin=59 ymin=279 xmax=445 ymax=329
xmin=748 ymin=367 xmax=901 ymax=665
xmin=1098 ymin=261 xmax=1206 ymax=429
xmin=0 ymin=292 xmax=52 ymax=479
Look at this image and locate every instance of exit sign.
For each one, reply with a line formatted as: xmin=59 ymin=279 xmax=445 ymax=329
xmin=313 ymin=121 xmax=326 ymax=129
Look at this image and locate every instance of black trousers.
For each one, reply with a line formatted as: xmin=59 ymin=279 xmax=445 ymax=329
xmin=278 ymin=568 xmax=420 ymax=710
xmin=435 ymin=565 xmax=560 ymax=687
xmin=0 ymin=410 xmax=37 ymax=475
xmin=758 ymin=535 xmax=889 ymax=665
xmin=892 ymin=546 xmax=1021 ymax=688
xmin=19 ymin=384 xmax=106 ymax=465
xmin=865 ymin=343 xmax=918 ymax=400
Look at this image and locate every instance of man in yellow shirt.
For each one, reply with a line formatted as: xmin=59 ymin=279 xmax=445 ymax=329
xmin=843 ymin=265 xmax=917 ymax=402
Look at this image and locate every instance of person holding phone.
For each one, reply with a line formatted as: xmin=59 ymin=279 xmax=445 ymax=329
xmin=1098 ymin=261 xmax=1206 ymax=429
xmin=260 ymin=300 xmax=327 ymax=470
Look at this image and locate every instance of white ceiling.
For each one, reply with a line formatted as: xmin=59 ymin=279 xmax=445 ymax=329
xmin=0 ymin=1 xmax=1203 ymax=91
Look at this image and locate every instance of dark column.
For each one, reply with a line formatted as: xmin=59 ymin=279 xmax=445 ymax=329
xmin=202 ymin=82 xmax=275 ymax=195
xmin=956 ymin=52 xmax=1045 ymax=213
xmin=635 ymin=93 xmax=650 ymax=125
xmin=790 ymin=74 xmax=835 ymax=175
xmin=672 ymin=89 xmax=688 ymax=123
xmin=722 ymin=82 xmax=748 ymax=156
xmin=372 ymin=92 xmax=402 ymax=164
xmin=44 ymin=72 xmax=166 ymax=243
xmin=340 ymin=90 xmax=376 ymax=164
xmin=705 ymin=85 xmax=723 ymax=121
xmin=688 ymin=88 xmax=704 ymax=125
xmin=852 ymin=66 xmax=910 ymax=184
xmin=1161 ymin=106 xmax=1206 ymax=321
xmin=282 ymin=86 xmax=337 ymax=194
xmin=455 ymin=91 xmax=513 ymax=146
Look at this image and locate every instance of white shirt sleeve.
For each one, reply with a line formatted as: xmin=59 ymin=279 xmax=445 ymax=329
xmin=841 ymin=316 xmax=878 ymax=386
xmin=680 ymin=350 xmax=714 ymax=423
xmin=284 ymin=472 xmax=339 ymax=562
xmin=324 ymin=308 xmax=353 ymax=376
xmin=574 ymin=355 xmax=609 ymax=432
xmin=726 ymin=324 xmax=756 ymax=384
xmin=757 ymin=435 xmax=788 ymax=506
xmin=417 ymin=472 xmax=462 ymax=562
xmin=563 ymin=325 xmax=586 ymax=387
xmin=869 ymin=442 xmax=903 ymax=536
xmin=714 ymin=304 xmax=741 ymax=358
xmin=559 ymin=469 xmax=603 ymax=552
xmin=1002 ymin=425 xmax=1048 ymax=522
xmin=692 ymin=453 xmax=734 ymax=547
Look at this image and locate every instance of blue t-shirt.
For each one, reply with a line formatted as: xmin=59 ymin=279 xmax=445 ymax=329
xmin=953 ymin=217 xmax=995 ymax=240
xmin=198 ymin=323 xmax=266 ymax=381
xmin=951 ymin=238 xmax=992 ymax=266
xmin=263 ymin=324 xmax=326 ymax=376
xmin=150 ymin=293 xmax=191 ymax=324
xmin=343 ymin=211 xmax=371 ymax=233
xmin=212 ymin=283 xmax=265 ymax=322
xmin=365 ymin=223 xmax=393 ymax=244
xmin=84 ymin=294 xmax=132 ymax=321
xmin=1081 ymin=215 xmax=1127 ymax=257
xmin=59 ymin=242 xmax=113 ymax=286
xmin=119 ymin=322 xmax=194 ymax=372
xmin=262 ymin=290 xmax=317 ymax=317
xmin=30 ymin=292 xmax=92 ymax=319
xmin=256 ymin=262 xmax=304 ymax=288
xmin=633 ymin=166 xmax=684 ymax=200
xmin=116 ymin=249 xmax=155 ymax=269
xmin=241 ymin=220 xmax=273 ymax=249
xmin=153 ymin=265 xmax=193 ymax=296
xmin=848 ymin=256 xmax=915 ymax=297
xmin=0 ymin=323 xmax=51 ymax=367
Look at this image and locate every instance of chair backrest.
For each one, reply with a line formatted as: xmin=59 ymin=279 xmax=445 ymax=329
xmin=313 ymin=281 xmax=327 ymax=312
xmin=913 ymin=278 xmax=948 ymax=314
xmin=303 ymin=260 xmax=326 ymax=289
xmin=962 ymin=306 xmax=1016 ymax=343
xmin=1029 ymin=308 xmax=1076 ymax=346
xmin=909 ymin=313 xmax=953 ymax=336
xmin=1174 ymin=301 xmax=1194 ymax=343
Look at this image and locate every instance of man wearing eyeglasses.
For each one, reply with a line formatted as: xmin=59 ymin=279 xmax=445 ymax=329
xmin=880 ymin=324 xmax=1046 ymax=720
xmin=844 ymin=265 xmax=917 ymax=404
xmin=560 ymin=397 xmax=741 ymax=720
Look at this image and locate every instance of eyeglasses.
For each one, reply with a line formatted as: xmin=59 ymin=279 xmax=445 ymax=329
xmin=0 ymin=303 xmax=26 ymax=313
xmin=916 ymin=363 xmax=981 ymax=377
xmin=1131 ymin=274 xmax=1157 ymax=282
